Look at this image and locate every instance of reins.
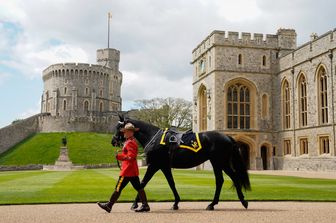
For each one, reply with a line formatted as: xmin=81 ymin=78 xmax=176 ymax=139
xmin=143 ymin=129 xmax=162 ymax=152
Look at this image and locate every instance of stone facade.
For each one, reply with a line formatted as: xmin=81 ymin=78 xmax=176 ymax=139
xmin=40 ymin=48 xmax=122 ymax=132
xmin=192 ymin=28 xmax=336 ymax=171
xmin=0 ymin=114 xmax=41 ymax=155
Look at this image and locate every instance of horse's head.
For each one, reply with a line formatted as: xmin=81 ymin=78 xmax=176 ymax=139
xmin=111 ymin=114 xmax=127 ymax=146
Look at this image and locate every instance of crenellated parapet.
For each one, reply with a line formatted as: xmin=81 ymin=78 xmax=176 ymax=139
xmin=42 ymin=63 xmax=121 ymax=82
xmin=192 ymin=29 xmax=296 ymax=61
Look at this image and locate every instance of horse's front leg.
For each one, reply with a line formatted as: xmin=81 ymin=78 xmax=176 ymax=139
xmin=161 ymin=167 xmax=180 ymax=210
xmin=131 ymin=164 xmax=159 ymax=210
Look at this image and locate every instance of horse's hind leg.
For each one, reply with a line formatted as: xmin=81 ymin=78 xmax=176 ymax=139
xmin=161 ymin=167 xmax=180 ymax=210
xmin=207 ymin=164 xmax=224 ymax=211
xmin=223 ymin=166 xmax=248 ymax=209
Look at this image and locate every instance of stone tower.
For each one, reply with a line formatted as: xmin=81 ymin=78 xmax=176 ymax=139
xmin=40 ymin=48 xmax=122 ymax=132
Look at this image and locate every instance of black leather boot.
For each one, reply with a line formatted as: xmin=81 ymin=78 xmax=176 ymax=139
xmin=135 ymin=189 xmax=150 ymax=212
xmin=97 ymin=191 xmax=120 ymax=213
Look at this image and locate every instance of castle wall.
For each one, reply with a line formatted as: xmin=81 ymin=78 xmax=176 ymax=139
xmin=0 ymin=114 xmax=41 ymax=154
xmin=39 ymin=113 xmax=119 ymax=133
xmin=193 ymin=28 xmax=336 ymax=171
xmin=275 ymin=29 xmax=336 ymax=170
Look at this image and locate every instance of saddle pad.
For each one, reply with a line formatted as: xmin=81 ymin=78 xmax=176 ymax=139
xmin=160 ymin=128 xmax=203 ymax=152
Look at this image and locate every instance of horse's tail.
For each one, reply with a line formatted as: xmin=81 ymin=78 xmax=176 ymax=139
xmin=228 ymin=136 xmax=251 ymax=191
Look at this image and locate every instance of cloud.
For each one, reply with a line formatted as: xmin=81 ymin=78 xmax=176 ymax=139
xmin=1 ymin=0 xmax=336 ymax=124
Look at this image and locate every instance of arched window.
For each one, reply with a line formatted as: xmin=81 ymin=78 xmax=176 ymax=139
xmin=262 ymin=94 xmax=268 ymax=119
xmin=238 ymin=54 xmax=242 ymax=65
xmin=282 ymin=80 xmax=290 ymax=129
xmin=298 ymin=74 xmax=307 ymax=127
xmin=64 ymin=87 xmax=67 ymax=95
xmin=262 ymin=55 xmax=266 ymax=66
xmin=99 ymin=102 xmax=103 ymax=112
xmin=198 ymin=85 xmax=207 ymax=131
xmin=199 ymin=59 xmax=206 ymax=74
xmin=227 ymin=84 xmax=250 ymax=129
xmin=85 ymin=87 xmax=89 ymax=96
xmin=84 ymin=101 xmax=89 ymax=112
xmin=63 ymin=100 xmax=67 ymax=111
xmin=318 ymin=66 xmax=328 ymax=124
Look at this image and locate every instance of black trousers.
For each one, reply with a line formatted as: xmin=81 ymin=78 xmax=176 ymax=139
xmin=115 ymin=176 xmax=142 ymax=193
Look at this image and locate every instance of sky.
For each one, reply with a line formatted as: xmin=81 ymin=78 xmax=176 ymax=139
xmin=0 ymin=0 xmax=335 ymax=128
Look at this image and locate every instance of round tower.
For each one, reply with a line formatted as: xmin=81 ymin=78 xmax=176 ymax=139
xmin=41 ymin=49 xmax=122 ymax=118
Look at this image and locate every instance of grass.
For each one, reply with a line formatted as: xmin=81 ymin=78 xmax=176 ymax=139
xmin=0 ymin=168 xmax=336 ymax=205
xmin=0 ymin=132 xmax=117 ymax=165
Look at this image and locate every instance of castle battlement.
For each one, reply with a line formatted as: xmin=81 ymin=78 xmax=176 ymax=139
xmin=42 ymin=63 xmax=117 ymax=81
xmin=192 ymin=29 xmax=296 ymax=61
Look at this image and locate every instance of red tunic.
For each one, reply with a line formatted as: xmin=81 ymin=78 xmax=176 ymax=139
xmin=116 ymin=137 xmax=139 ymax=177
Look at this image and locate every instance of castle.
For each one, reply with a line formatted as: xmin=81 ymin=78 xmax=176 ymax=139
xmin=192 ymin=28 xmax=336 ymax=171
xmin=0 ymin=48 xmax=122 ymax=154
xmin=40 ymin=48 xmax=122 ymax=132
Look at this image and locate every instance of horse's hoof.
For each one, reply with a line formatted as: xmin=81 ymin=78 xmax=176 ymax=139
xmin=242 ymin=200 xmax=248 ymax=209
xmin=131 ymin=203 xmax=138 ymax=210
xmin=171 ymin=205 xmax=179 ymax=210
xmin=206 ymin=205 xmax=214 ymax=211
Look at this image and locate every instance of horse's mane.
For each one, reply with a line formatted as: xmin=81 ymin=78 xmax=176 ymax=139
xmin=126 ymin=118 xmax=160 ymax=133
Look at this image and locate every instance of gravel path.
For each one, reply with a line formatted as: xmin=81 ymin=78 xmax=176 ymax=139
xmin=1 ymin=202 xmax=336 ymax=223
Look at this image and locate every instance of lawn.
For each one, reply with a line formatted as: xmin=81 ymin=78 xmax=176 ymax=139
xmin=0 ymin=132 xmax=117 ymax=165
xmin=0 ymin=168 xmax=336 ymax=205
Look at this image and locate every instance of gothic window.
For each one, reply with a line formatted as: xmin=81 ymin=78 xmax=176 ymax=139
xmin=84 ymin=101 xmax=89 ymax=112
xmin=198 ymin=85 xmax=207 ymax=131
xmin=64 ymin=87 xmax=67 ymax=95
xmin=227 ymin=84 xmax=250 ymax=129
xmin=99 ymin=101 xmax=103 ymax=112
xmin=284 ymin=139 xmax=291 ymax=155
xmin=262 ymin=55 xmax=266 ymax=66
xmin=318 ymin=66 xmax=328 ymax=124
xmin=238 ymin=54 xmax=242 ymax=65
xmin=299 ymin=74 xmax=308 ymax=127
xmin=282 ymin=80 xmax=290 ymax=129
xmin=199 ymin=59 xmax=206 ymax=74
xmin=319 ymin=136 xmax=330 ymax=154
xmin=63 ymin=100 xmax=67 ymax=111
xmin=300 ymin=138 xmax=308 ymax=155
xmin=262 ymin=94 xmax=268 ymax=119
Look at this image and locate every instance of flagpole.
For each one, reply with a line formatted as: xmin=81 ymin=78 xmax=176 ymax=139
xmin=108 ymin=12 xmax=112 ymax=48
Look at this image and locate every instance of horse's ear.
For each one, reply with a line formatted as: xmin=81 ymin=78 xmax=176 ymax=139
xmin=118 ymin=113 xmax=124 ymax=122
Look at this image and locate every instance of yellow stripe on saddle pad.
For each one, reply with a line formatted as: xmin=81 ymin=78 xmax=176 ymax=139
xmin=159 ymin=128 xmax=203 ymax=152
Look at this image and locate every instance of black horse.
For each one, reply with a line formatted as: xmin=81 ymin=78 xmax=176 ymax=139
xmin=112 ymin=115 xmax=251 ymax=211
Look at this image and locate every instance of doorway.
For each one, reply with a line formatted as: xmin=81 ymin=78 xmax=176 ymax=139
xmin=261 ymin=146 xmax=268 ymax=170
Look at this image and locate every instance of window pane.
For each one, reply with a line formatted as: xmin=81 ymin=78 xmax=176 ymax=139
xmin=228 ymin=103 xmax=232 ymax=114
xmin=233 ymin=89 xmax=238 ymax=101
xmin=233 ymin=116 xmax=238 ymax=128
xmin=228 ymin=116 xmax=232 ymax=128
xmin=233 ymin=103 xmax=238 ymax=114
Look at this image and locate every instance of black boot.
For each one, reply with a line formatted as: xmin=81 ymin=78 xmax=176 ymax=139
xmin=97 ymin=191 xmax=120 ymax=213
xmin=135 ymin=189 xmax=150 ymax=212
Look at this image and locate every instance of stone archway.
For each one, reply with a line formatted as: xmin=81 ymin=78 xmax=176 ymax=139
xmin=261 ymin=145 xmax=268 ymax=170
xmin=237 ymin=141 xmax=250 ymax=169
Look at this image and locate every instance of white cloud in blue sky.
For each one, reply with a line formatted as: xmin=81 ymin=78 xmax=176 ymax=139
xmin=0 ymin=0 xmax=336 ymax=128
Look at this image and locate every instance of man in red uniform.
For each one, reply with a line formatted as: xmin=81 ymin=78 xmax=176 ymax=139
xmin=97 ymin=123 xmax=150 ymax=213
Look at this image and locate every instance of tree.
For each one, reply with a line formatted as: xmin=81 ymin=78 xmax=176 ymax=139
xmin=131 ymin=97 xmax=192 ymax=130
